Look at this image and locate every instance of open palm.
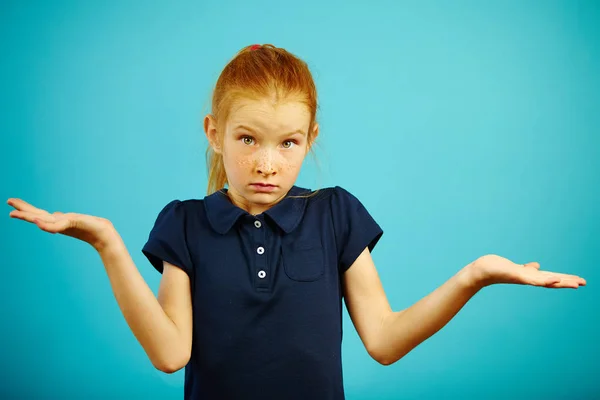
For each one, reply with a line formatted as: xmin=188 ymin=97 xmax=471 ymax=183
xmin=473 ymin=254 xmax=586 ymax=289
xmin=7 ymin=198 xmax=114 ymax=250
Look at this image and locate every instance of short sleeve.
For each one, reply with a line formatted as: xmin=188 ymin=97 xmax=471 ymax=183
xmin=331 ymin=187 xmax=383 ymax=272
xmin=142 ymin=200 xmax=194 ymax=276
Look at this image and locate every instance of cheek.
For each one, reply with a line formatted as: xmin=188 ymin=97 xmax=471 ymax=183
xmin=279 ymin=153 xmax=304 ymax=173
xmin=280 ymin=159 xmax=298 ymax=171
xmin=222 ymin=152 xmax=250 ymax=180
xmin=235 ymin=155 xmax=253 ymax=169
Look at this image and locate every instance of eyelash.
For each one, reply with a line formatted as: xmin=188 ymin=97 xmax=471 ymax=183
xmin=240 ymin=136 xmax=297 ymax=148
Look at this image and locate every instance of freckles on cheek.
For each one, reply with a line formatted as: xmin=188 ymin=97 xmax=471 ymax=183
xmin=279 ymin=158 xmax=301 ymax=172
xmin=236 ymin=157 xmax=253 ymax=168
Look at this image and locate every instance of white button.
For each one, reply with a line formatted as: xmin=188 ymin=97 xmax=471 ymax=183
xmin=258 ymin=270 xmax=267 ymax=279
xmin=257 ymin=246 xmax=265 ymax=255
xmin=254 ymin=220 xmax=262 ymax=228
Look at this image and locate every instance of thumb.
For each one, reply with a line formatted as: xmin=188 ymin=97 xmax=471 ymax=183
xmin=523 ymin=262 xmax=541 ymax=270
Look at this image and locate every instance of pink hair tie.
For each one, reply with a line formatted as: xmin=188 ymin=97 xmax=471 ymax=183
xmin=250 ymin=44 xmax=261 ymax=51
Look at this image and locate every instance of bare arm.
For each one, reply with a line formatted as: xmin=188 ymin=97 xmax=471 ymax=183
xmin=98 ymin=231 xmax=193 ymax=373
xmin=7 ymin=198 xmax=193 ymax=373
xmin=374 ymin=264 xmax=478 ymax=365
xmin=343 ymin=248 xmax=586 ymax=366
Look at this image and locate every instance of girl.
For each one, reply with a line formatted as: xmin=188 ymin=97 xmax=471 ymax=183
xmin=7 ymin=44 xmax=586 ymax=400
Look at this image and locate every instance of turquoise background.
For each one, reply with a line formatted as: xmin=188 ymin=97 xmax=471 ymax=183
xmin=1 ymin=0 xmax=599 ymax=398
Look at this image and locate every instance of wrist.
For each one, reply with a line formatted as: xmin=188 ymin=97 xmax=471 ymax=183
xmin=93 ymin=224 xmax=121 ymax=253
xmin=458 ymin=262 xmax=487 ymax=292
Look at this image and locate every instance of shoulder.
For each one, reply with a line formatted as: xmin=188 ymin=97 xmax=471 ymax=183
xmin=310 ymin=186 xmax=381 ymax=231
xmin=302 ymin=186 xmax=376 ymax=228
xmin=154 ymin=198 xmax=204 ymax=212
xmin=305 ymin=186 xmax=366 ymax=209
xmin=150 ymin=198 xmax=206 ymax=225
xmin=303 ymin=185 xmax=359 ymax=200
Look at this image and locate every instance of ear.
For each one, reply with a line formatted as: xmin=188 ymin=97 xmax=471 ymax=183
xmin=204 ymin=114 xmax=222 ymax=154
xmin=307 ymin=122 xmax=319 ymax=152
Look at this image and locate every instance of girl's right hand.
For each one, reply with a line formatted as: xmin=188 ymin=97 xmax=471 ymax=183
xmin=7 ymin=198 xmax=116 ymax=251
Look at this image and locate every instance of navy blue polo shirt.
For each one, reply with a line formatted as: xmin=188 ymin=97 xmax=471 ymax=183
xmin=142 ymin=185 xmax=383 ymax=400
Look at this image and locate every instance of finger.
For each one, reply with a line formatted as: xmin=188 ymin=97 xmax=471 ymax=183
xmin=540 ymin=276 xmax=561 ymax=286
xmin=554 ymin=277 xmax=586 ymax=287
xmin=523 ymin=262 xmax=541 ymax=270
xmin=540 ymin=274 xmax=586 ymax=289
xmin=13 ymin=211 xmax=55 ymax=225
xmin=9 ymin=210 xmax=40 ymax=223
xmin=559 ymin=276 xmax=586 ymax=286
xmin=545 ymin=280 xmax=581 ymax=289
xmin=519 ymin=268 xmax=559 ymax=286
xmin=530 ymin=274 xmax=581 ymax=288
xmin=34 ymin=216 xmax=70 ymax=234
xmin=7 ymin=198 xmax=50 ymax=216
xmin=7 ymin=198 xmax=37 ymax=211
xmin=540 ymin=271 xmax=586 ymax=285
xmin=526 ymin=276 xmax=565 ymax=288
xmin=520 ymin=273 xmax=559 ymax=287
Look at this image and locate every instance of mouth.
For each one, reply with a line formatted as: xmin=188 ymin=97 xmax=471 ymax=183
xmin=250 ymin=183 xmax=278 ymax=192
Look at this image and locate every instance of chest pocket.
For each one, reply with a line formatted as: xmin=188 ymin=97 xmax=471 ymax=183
xmin=282 ymin=241 xmax=325 ymax=282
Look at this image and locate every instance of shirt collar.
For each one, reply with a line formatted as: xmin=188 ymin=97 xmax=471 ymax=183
xmin=204 ymin=185 xmax=311 ymax=235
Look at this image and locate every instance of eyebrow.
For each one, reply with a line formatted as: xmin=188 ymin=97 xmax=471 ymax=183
xmin=233 ymin=124 xmax=306 ymax=137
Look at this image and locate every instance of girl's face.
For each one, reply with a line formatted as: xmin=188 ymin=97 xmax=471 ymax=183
xmin=207 ymin=97 xmax=318 ymax=215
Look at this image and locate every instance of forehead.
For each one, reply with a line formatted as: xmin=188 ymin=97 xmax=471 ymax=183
xmin=226 ymin=97 xmax=311 ymax=133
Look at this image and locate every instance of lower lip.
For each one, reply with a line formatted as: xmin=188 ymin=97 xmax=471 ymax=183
xmin=250 ymin=184 xmax=277 ymax=193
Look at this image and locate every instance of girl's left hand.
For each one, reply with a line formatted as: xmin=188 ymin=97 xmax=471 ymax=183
xmin=470 ymin=254 xmax=587 ymax=289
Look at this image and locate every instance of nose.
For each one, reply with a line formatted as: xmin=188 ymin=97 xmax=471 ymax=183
xmin=255 ymin=148 xmax=277 ymax=176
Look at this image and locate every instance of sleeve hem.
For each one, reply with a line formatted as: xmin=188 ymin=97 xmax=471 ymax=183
xmin=142 ymin=243 xmax=191 ymax=276
xmin=339 ymin=228 xmax=383 ymax=273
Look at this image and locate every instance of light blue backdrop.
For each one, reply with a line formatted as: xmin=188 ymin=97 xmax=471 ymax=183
xmin=1 ymin=1 xmax=598 ymax=398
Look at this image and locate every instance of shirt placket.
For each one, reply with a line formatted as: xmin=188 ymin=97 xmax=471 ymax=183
xmin=251 ymin=216 xmax=270 ymax=291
